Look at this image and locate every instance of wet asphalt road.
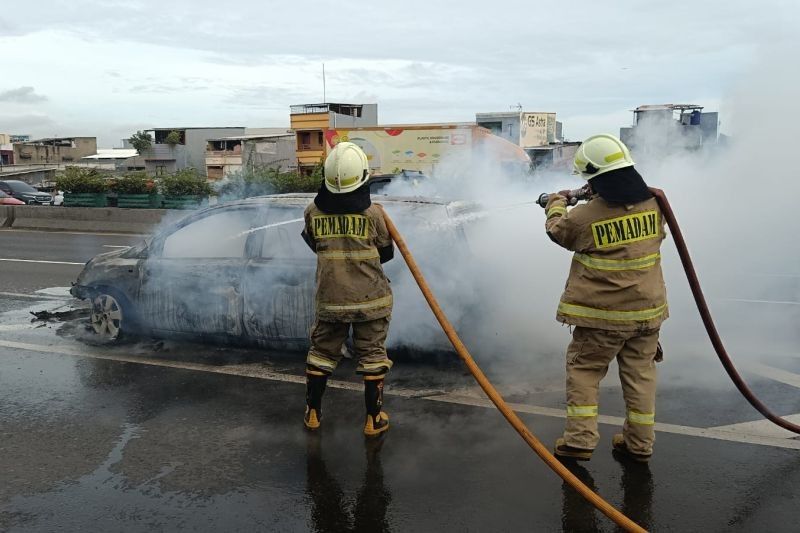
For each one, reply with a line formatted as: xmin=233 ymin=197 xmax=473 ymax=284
xmin=1 ymin=230 xmax=800 ymax=531
xmin=0 ymin=230 xmax=141 ymax=295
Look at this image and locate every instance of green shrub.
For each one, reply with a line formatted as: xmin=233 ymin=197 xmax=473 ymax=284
xmin=164 ymin=130 xmax=182 ymax=146
xmin=159 ymin=168 xmax=212 ymax=196
xmin=216 ymin=165 xmax=321 ymax=200
xmin=56 ymin=167 xmax=110 ymax=193
xmin=114 ymin=172 xmax=154 ymax=194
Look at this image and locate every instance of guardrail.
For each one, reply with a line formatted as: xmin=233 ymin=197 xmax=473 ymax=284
xmin=0 ymin=205 xmax=190 ymax=234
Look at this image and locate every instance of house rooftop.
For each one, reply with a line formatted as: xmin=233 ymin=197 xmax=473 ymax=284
xmin=290 ymin=103 xmax=372 ymax=114
xmin=19 ymin=136 xmax=94 ymax=143
xmin=634 ymin=104 xmax=704 ymax=112
xmin=207 ymin=133 xmax=294 ymax=142
xmin=149 ymin=127 xmax=245 ymax=131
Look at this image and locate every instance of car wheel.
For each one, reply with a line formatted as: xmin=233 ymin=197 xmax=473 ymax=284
xmin=90 ymin=292 xmax=126 ymax=342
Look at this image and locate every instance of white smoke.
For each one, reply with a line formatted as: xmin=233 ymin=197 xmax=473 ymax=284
xmin=380 ymin=40 xmax=800 ymax=382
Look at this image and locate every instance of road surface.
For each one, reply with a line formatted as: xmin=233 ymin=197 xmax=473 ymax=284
xmin=1 ymin=229 xmax=799 ymax=531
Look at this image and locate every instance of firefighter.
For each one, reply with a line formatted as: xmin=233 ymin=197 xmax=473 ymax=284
xmin=301 ymin=142 xmax=394 ymax=437
xmin=543 ymin=134 xmax=667 ymax=463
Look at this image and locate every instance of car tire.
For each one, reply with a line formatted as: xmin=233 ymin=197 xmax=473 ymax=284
xmin=89 ymin=290 xmax=132 ymax=343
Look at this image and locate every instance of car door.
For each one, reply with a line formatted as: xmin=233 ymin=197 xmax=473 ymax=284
xmin=241 ymin=202 xmax=316 ymax=344
xmin=138 ymin=206 xmax=259 ymax=338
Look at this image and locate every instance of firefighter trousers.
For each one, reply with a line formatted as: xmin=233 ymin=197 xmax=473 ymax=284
xmin=563 ymin=326 xmax=659 ymax=455
xmin=306 ymin=317 xmax=393 ymax=377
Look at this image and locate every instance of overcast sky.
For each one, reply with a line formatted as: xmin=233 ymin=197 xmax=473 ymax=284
xmin=1 ymin=0 xmax=797 ymax=147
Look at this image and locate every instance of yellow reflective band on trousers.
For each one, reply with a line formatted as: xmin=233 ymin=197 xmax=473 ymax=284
xmin=573 ymin=252 xmax=661 ymax=271
xmin=627 ymin=410 xmax=655 ymax=425
xmin=547 ymin=206 xmax=567 ymax=219
xmin=307 ymin=353 xmax=337 ymax=372
xmin=319 ymin=295 xmax=393 ymax=313
xmin=558 ymin=301 xmax=667 ymax=322
xmin=317 ymin=249 xmax=380 ymax=260
xmin=567 ymin=405 xmax=598 ymax=417
xmin=358 ymin=360 xmax=394 ymax=373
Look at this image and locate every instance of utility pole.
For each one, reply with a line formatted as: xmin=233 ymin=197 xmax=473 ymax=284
xmin=322 ymin=63 xmax=327 ymax=103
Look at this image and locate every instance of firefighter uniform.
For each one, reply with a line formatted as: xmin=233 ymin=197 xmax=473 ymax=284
xmin=545 ymin=192 xmax=668 ymax=458
xmin=302 ymin=141 xmax=393 ymax=437
xmin=304 ymin=202 xmax=394 ymax=377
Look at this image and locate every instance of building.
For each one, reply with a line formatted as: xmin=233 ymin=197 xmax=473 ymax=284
xmin=80 ymin=149 xmax=141 ymax=171
xmin=476 ymin=111 xmax=563 ymax=148
xmin=476 ymin=111 xmax=577 ymax=170
xmin=526 ymin=142 xmax=581 ymax=171
xmin=205 ymin=130 xmax=295 ymax=180
xmin=324 ymin=123 xmax=530 ymax=176
xmin=0 ymin=134 xmax=13 ymax=165
xmin=12 ymin=137 xmax=97 ymax=165
xmin=289 ymin=103 xmax=378 ymax=173
xmin=620 ymin=104 xmax=719 ymax=153
xmin=138 ymin=127 xmax=246 ymax=176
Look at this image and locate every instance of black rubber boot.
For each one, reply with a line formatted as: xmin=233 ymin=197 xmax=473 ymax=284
xmin=363 ymin=377 xmax=389 ymax=437
xmin=304 ymin=371 xmax=328 ymax=431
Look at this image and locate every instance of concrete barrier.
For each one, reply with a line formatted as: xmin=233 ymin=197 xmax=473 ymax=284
xmin=8 ymin=206 xmax=189 ymax=234
xmin=0 ymin=205 xmax=13 ymax=228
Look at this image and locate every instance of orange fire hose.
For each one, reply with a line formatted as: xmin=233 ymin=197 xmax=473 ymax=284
xmin=381 ymin=209 xmax=647 ymax=533
xmin=651 ymin=188 xmax=800 ymax=435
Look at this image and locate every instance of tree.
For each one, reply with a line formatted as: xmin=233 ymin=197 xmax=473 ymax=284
xmin=165 ymin=130 xmax=182 ymax=147
xmin=128 ymin=130 xmax=153 ymax=154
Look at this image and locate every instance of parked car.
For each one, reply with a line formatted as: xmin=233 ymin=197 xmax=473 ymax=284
xmin=0 ymin=190 xmax=25 ymax=205
xmin=0 ymin=180 xmax=53 ymax=205
xmin=71 ymin=194 xmax=478 ymax=349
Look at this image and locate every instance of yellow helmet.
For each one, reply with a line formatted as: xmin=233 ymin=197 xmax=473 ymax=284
xmin=573 ymin=134 xmax=635 ymax=180
xmin=323 ymin=141 xmax=370 ymax=194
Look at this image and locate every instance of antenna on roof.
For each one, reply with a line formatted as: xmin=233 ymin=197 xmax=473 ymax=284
xmin=510 ymin=103 xmax=523 ymax=111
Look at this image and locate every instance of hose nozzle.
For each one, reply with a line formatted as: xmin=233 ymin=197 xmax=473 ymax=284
xmin=536 ymin=185 xmax=592 ymax=208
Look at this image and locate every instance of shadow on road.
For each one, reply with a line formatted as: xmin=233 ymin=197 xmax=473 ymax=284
xmin=306 ymin=433 xmax=391 ymax=533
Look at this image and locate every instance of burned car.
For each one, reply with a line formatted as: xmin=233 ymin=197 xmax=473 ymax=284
xmin=71 ymin=194 xmax=477 ymax=349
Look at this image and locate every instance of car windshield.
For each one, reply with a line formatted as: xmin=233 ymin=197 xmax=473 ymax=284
xmin=0 ymin=190 xmax=8 ymax=198
xmin=8 ymin=181 xmax=38 ymax=193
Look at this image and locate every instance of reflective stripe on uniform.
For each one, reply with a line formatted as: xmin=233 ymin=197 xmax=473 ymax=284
xmin=319 ymin=295 xmax=393 ymax=313
xmin=573 ymin=252 xmax=661 ymax=271
xmin=358 ymin=360 xmax=393 ymax=374
xmin=306 ymin=352 xmax=338 ymax=372
xmin=546 ymin=206 xmax=567 ymax=219
xmin=317 ymin=249 xmax=380 ymax=260
xmin=567 ymin=405 xmax=598 ymax=417
xmin=558 ymin=301 xmax=667 ymax=322
xmin=627 ymin=410 xmax=655 ymax=425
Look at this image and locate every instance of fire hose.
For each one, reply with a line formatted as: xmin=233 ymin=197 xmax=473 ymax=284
xmin=380 ymin=208 xmax=647 ymax=533
xmin=649 ymin=188 xmax=800 ymax=435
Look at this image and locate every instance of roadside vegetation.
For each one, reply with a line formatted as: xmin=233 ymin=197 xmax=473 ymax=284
xmin=216 ymin=163 xmax=322 ymax=200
